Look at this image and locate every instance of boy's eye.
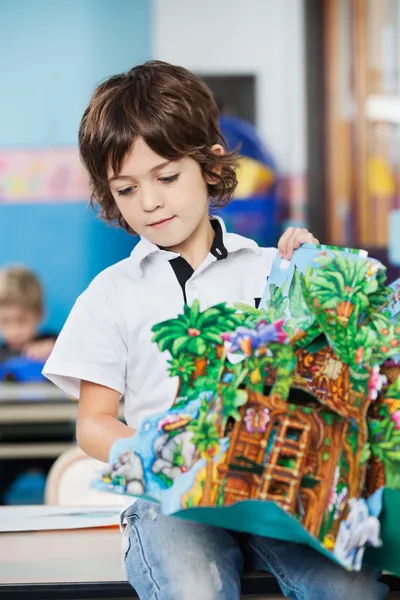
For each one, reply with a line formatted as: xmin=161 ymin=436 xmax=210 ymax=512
xmin=159 ymin=174 xmax=180 ymax=184
xmin=117 ymin=186 xmax=135 ymax=196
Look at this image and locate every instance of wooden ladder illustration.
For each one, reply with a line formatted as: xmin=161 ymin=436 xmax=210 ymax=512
xmin=259 ymin=417 xmax=311 ymax=512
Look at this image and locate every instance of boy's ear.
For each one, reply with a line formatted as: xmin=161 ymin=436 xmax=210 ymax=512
xmin=205 ymin=144 xmax=225 ymax=183
xmin=211 ymin=144 xmax=224 ymax=156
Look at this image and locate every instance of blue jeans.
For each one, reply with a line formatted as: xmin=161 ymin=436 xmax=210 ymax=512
xmin=122 ymin=500 xmax=389 ymax=600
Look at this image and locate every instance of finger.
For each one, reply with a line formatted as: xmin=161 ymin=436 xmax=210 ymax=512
xmin=282 ymin=228 xmax=299 ymax=259
xmin=302 ymin=228 xmax=319 ymax=242
xmin=293 ymin=230 xmax=319 ymax=246
xmin=277 ymin=228 xmax=292 ymax=255
xmin=278 ymin=227 xmax=295 ymax=258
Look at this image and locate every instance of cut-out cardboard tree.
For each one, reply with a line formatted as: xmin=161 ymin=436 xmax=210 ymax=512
xmin=95 ymin=244 xmax=400 ymax=574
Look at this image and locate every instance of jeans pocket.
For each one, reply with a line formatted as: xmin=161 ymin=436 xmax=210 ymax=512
xmin=125 ymin=499 xmax=161 ymax=525
xmin=123 ymin=499 xmax=138 ymax=523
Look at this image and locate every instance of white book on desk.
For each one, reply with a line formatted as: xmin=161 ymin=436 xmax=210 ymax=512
xmin=0 ymin=505 xmax=121 ymax=532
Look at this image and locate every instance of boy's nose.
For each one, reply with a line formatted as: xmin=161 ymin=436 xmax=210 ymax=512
xmin=141 ymin=189 xmax=164 ymax=212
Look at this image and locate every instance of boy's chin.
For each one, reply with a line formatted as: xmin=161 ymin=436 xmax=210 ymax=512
xmin=148 ymin=229 xmax=190 ymax=250
xmin=151 ymin=235 xmax=185 ymax=250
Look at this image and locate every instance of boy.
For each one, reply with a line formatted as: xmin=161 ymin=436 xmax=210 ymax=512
xmin=43 ymin=61 xmax=388 ymax=599
xmin=0 ymin=266 xmax=56 ymax=364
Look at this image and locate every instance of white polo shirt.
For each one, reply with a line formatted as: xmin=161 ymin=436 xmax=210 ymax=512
xmin=43 ymin=218 xmax=276 ymax=429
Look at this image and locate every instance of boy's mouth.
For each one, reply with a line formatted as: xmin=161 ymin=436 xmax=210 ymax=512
xmin=148 ymin=216 xmax=176 ymax=229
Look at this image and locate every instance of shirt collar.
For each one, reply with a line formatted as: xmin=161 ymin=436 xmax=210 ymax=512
xmin=130 ymin=216 xmax=261 ymax=271
xmin=210 ymin=217 xmax=228 ymax=260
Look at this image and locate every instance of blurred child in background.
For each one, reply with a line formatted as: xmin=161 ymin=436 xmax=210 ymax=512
xmin=0 ymin=266 xmax=57 ymax=364
xmin=0 ymin=266 xmax=58 ymax=504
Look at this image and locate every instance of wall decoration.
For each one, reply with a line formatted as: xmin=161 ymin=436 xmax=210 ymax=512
xmin=0 ymin=150 xmax=88 ymax=202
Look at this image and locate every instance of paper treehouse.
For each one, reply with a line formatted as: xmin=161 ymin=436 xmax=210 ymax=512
xmin=94 ymin=244 xmax=400 ymax=574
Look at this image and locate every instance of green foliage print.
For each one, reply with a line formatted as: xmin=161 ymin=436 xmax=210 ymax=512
xmin=369 ymin=378 xmax=400 ymax=489
xmin=187 ymin=398 xmax=220 ymax=458
xmin=167 ymin=355 xmax=196 ymax=396
xmin=286 ymin=266 xmax=316 ymax=337
xmin=267 ymin=343 xmax=296 ymax=401
xmin=300 ymin=252 xmax=400 ymax=371
xmin=152 ymin=300 xmax=242 ymax=358
xmin=264 ymin=282 xmax=289 ymax=324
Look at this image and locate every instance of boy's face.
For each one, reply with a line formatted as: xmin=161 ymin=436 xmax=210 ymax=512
xmin=108 ymin=138 xmax=211 ymax=250
xmin=0 ymin=305 xmax=40 ymax=350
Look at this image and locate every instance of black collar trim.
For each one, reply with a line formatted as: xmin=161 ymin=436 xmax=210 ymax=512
xmin=210 ymin=218 xmax=228 ymax=260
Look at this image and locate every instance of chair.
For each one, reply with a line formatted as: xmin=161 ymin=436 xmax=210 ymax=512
xmin=45 ymin=445 xmax=126 ymax=506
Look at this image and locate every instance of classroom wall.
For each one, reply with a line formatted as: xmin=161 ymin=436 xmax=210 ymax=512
xmin=0 ymin=0 xmax=151 ymax=332
xmin=152 ymin=0 xmax=306 ymax=176
xmin=0 ymin=0 xmax=307 ymax=334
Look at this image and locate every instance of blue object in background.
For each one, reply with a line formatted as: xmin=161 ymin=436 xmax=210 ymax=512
xmin=219 ymin=115 xmax=280 ymax=247
xmin=0 ymin=357 xmax=46 ymax=382
xmin=217 ymin=198 xmax=279 ymax=248
xmin=219 ymin=115 xmax=277 ymax=167
xmin=3 ymin=472 xmax=47 ymax=505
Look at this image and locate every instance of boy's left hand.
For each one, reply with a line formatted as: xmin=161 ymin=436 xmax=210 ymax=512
xmin=278 ymin=227 xmax=319 ymax=260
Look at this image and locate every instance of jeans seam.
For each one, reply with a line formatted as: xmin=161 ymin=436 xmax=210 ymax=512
xmin=123 ymin=529 xmax=131 ymax=560
xmin=247 ymin=540 xmax=305 ymax=600
xmin=129 ymin=519 xmax=161 ymax=599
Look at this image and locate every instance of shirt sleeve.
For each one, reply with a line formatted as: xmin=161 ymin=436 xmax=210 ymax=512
xmin=43 ymin=275 xmax=127 ymax=398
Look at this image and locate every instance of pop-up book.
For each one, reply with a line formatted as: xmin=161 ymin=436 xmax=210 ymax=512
xmin=94 ymin=244 xmax=400 ymax=574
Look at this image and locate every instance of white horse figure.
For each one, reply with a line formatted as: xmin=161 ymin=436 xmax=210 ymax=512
xmin=112 ymin=451 xmax=145 ymax=495
xmin=334 ymin=497 xmax=382 ymax=570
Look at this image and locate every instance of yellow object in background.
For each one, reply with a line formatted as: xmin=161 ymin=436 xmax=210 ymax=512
xmin=368 ymin=156 xmax=396 ymax=197
xmin=235 ymin=157 xmax=275 ymax=198
xmin=367 ymin=155 xmax=396 ymax=248
xmin=367 ymin=156 xmax=396 ymax=247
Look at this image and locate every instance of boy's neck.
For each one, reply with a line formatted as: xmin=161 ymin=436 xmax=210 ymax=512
xmin=169 ymin=214 xmax=215 ymax=271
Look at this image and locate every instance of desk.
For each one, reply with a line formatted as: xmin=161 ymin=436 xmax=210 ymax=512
xmin=0 ymin=527 xmax=130 ymax=599
xmin=0 ymin=526 xmax=399 ymax=600
xmin=0 ymin=526 xmax=283 ymax=599
xmin=0 ymin=383 xmax=77 ymax=422
xmin=0 ymin=384 xmax=124 ymax=504
xmin=0 ymin=383 xmax=124 ymax=460
xmin=0 ymin=383 xmax=77 ymax=460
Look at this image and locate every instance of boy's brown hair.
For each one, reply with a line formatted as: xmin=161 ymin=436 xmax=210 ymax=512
xmin=0 ymin=267 xmax=44 ymax=317
xmin=79 ymin=60 xmax=238 ymax=233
